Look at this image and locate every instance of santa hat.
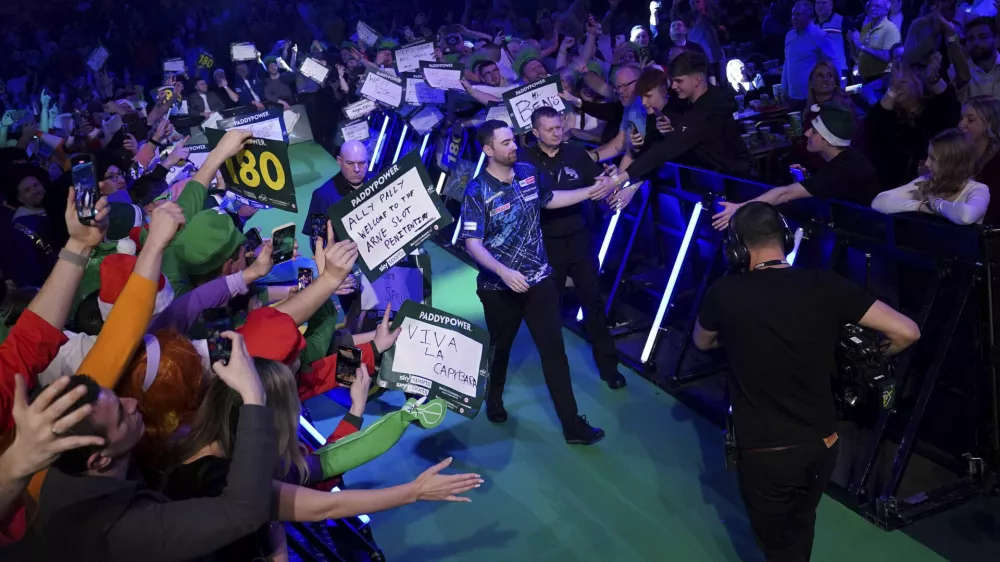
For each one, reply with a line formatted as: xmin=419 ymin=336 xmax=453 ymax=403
xmin=809 ymin=102 xmax=853 ymax=148
xmin=237 ymin=307 xmax=306 ymax=365
xmin=98 ymin=254 xmax=174 ymax=320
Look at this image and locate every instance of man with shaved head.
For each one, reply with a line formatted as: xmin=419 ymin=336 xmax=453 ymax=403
xmin=306 ymin=140 xmax=369 ymax=225
xmin=781 ymin=1 xmax=839 ymax=110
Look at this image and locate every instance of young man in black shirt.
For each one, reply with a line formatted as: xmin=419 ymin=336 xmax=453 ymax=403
xmin=693 ymin=202 xmax=920 ymax=561
xmin=518 ymin=107 xmax=627 ymax=390
xmin=711 ymin=102 xmax=881 ymax=230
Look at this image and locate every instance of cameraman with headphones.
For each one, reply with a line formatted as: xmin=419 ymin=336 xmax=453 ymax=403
xmin=692 ymin=202 xmax=920 ymax=561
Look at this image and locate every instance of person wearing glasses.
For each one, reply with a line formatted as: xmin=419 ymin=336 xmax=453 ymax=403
xmin=560 ymin=64 xmax=643 ymax=159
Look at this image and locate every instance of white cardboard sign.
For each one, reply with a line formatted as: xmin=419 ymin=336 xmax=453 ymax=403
xmin=409 ymin=106 xmax=445 ymax=136
xmin=341 ymin=119 xmax=371 ymax=142
xmin=360 ymin=71 xmax=404 ymax=108
xmin=357 ymin=22 xmax=380 ymax=47
xmin=502 ymin=75 xmax=566 ymax=133
xmin=344 ymin=99 xmax=377 ymax=120
xmin=394 ymin=41 xmax=436 ymax=74
xmin=420 ymin=61 xmax=464 ymax=91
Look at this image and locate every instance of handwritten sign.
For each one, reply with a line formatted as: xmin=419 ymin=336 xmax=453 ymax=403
xmin=409 ymin=106 xmax=444 ymax=136
xmin=205 ymin=128 xmax=297 ymax=212
xmin=341 ymin=119 xmax=371 ymax=142
xmin=378 ymin=300 xmax=489 ymax=418
xmin=327 ymin=150 xmax=452 ymax=282
xmin=405 ymin=77 xmax=445 ymax=105
xmin=217 ymin=108 xmax=287 ymax=142
xmin=360 ymin=71 xmax=404 ymax=109
xmin=163 ymin=58 xmax=186 ymax=74
xmin=502 ymin=75 xmax=565 ymax=133
xmin=361 ymin=264 xmax=424 ymax=311
xmin=197 ymin=52 xmax=215 ymax=69
xmin=87 ymin=46 xmax=108 ymax=72
xmin=394 ymin=41 xmax=436 ymax=74
xmin=230 ymin=42 xmax=258 ymax=62
xmin=357 ymin=21 xmax=380 ymax=47
xmin=299 ymin=57 xmax=330 ymax=84
xmin=420 ymin=61 xmax=465 ymax=90
xmin=485 ymin=104 xmax=513 ymax=126
xmin=344 ymin=99 xmax=377 ymax=120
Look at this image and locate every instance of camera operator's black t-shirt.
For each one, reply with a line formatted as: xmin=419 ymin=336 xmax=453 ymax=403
xmin=698 ymin=267 xmax=876 ymax=449
xmin=799 ymin=147 xmax=881 ymax=205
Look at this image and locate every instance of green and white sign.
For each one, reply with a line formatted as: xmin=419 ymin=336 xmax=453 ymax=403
xmin=378 ymin=300 xmax=490 ymax=419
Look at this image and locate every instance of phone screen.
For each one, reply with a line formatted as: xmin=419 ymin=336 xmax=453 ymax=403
xmin=271 ymin=224 xmax=296 ymax=264
xmin=297 ymin=267 xmax=313 ymax=290
xmin=203 ymin=307 xmax=233 ymax=365
xmin=72 ymin=155 xmax=98 ymax=224
xmin=307 ymin=213 xmax=327 ymax=244
xmin=245 ymin=227 xmax=263 ymax=252
xmin=335 ymin=345 xmax=363 ymax=385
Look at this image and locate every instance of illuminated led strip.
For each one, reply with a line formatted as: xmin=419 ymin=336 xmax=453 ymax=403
xmin=451 ymin=152 xmax=488 ymax=246
xmin=392 ymin=125 xmax=409 ymax=164
xmin=299 ymin=416 xmax=371 ymax=524
xmin=368 ymin=116 xmax=391 ymax=172
xmin=640 ymin=202 xmax=703 ymax=363
xmin=419 ymin=133 xmax=431 ymax=158
xmin=786 ymin=227 xmax=804 ymax=265
xmin=435 ymin=171 xmax=447 ymax=195
xmin=576 ymin=202 xmax=625 ymax=321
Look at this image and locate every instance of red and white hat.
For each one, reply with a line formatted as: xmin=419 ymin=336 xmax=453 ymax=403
xmin=98 ymin=254 xmax=175 ymax=320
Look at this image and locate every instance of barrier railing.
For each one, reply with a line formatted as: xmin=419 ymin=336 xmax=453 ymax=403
xmin=365 ymin=118 xmax=1000 ymax=530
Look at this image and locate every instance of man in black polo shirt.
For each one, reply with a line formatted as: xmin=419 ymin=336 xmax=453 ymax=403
xmin=693 ymin=202 xmax=920 ymax=561
xmin=711 ymin=102 xmax=881 ymax=230
xmin=519 ymin=106 xmax=627 ymax=390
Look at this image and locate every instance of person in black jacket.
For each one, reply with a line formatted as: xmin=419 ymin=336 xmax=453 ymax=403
xmin=518 ymin=106 xmax=627 ymax=391
xmin=4 ymin=335 xmax=277 ymax=562
xmin=599 ymin=51 xmax=751 ymax=209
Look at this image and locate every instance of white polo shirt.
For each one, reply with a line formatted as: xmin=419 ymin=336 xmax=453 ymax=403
xmin=957 ymin=53 xmax=1000 ymax=104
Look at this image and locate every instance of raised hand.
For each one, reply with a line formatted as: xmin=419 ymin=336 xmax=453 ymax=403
xmin=163 ymin=135 xmax=191 ymax=167
xmin=145 ymin=201 xmax=187 ymax=251
xmin=373 ymin=303 xmax=402 ymax=352
xmin=123 ymin=133 xmax=138 ymax=154
xmin=65 ymin=187 xmax=109 ymax=249
xmin=349 ymin=364 xmax=372 ymax=407
xmin=211 ymin=331 xmax=265 ymax=405
xmin=214 ymin=129 xmax=253 ymax=159
xmin=3 ymin=375 xmax=105 ymax=480
xmin=712 ymin=201 xmax=743 ymax=231
xmin=244 ymin=240 xmax=275 ymax=282
xmin=410 ymin=457 xmax=483 ymax=502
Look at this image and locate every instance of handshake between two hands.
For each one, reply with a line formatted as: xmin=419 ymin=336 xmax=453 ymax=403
xmin=587 ymin=164 xmax=636 ymax=211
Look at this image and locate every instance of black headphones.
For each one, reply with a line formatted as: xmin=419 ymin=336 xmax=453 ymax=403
xmin=723 ymin=203 xmax=795 ymax=273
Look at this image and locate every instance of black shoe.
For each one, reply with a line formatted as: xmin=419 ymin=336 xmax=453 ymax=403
xmin=601 ymin=372 xmax=627 ymax=390
xmin=486 ymin=402 xmax=508 ymax=424
xmin=564 ymin=415 xmax=605 ymax=445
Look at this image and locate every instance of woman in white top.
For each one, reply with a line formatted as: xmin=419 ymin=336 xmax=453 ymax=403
xmin=872 ymin=128 xmax=990 ymax=225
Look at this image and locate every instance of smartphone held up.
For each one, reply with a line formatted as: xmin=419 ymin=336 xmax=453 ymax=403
xmin=71 ymin=153 xmax=99 ymax=224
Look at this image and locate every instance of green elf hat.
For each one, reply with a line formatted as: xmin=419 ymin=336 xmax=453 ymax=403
xmin=466 ymin=52 xmax=495 ymax=73
xmin=341 ymin=41 xmax=361 ymax=52
xmin=376 ymin=38 xmax=399 ymax=51
xmin=174 ymin=210 xmax=246 ymax=276
xmin=312 ymin=397 xmax=448 ymax=479
xmin=105 ymin=202 xmax=144 ymax=243
xmin=513 ymin=46 xmax=542 ymax=79
xmin=808 ymin=102 xmax=854 ymax=147
xmin=263 ymin=55 xmax=278 ymax=66
xmin=586 ymin=61 xmax=606 ymax=80
xmin=442 ymin=53 xmax=462 ymax=64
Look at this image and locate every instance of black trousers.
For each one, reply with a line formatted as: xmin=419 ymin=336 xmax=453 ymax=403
xmin=737 ymin=440 xmax=839 ymax=562
xmin=477 ymin=276 xmax=579 ymax=428
xmin=544 ymin=229 xmax=620 ymax=379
